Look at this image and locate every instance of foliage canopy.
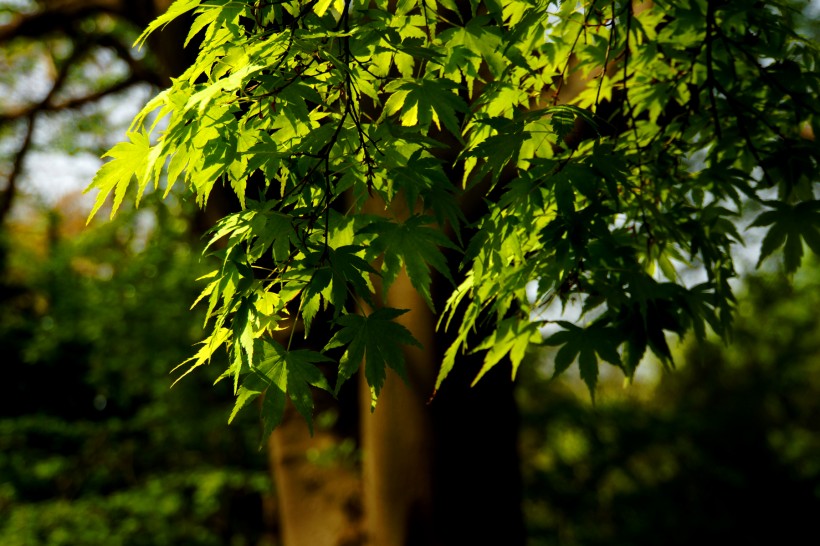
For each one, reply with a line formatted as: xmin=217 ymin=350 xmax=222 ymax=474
xmin=88 ymin=0 xmax=820 ymax=431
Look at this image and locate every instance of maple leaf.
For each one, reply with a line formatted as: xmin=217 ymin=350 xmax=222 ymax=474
xmin=325 ymin=308 xmax=421 ymax=410
xmin=543 ymin=321 xmax=622 ymax=399
xmin=383 ymin=77 xmax=467 ymax=137
xmin=547 ymin=105 xmax=597 ymax=144
xmin=360 ymin=216 xmax=457 ymax=310
xmin=230 ymin=340 xmax=331 ymax=438
xmin=85 ymin=131 xmax=150 ymax=220
xmin=463 ymin=116 xmax=527 ymax=184
xmin=750 ymin=200 xmax=820 ymax=273
xmin=327 ymin=245 xmax=376 ymax=309
xmin=471 ymin=317 xmax=542 ymax=385
xmin=135 ymin=0 xmax=201 ymax=47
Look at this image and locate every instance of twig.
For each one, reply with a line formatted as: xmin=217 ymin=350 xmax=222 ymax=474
xmin=0 ymin=74 xmax=144 ymax=124
xmin=705 ymin=0 xmax=722 ymax=139
xmin=0 ymin=114 xmax=35 ymax=223
xmin=594 ymin=2 xmax=617 ymax=112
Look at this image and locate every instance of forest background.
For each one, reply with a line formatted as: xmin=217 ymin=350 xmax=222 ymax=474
xmin=2 ymin=0 xmax=820 ymax=545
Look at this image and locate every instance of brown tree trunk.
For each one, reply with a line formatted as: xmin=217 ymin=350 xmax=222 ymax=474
xmin=268 ymin=401 xmax=366 ymax=546
xmin=358 ymin=196 xmax=438 ymax=546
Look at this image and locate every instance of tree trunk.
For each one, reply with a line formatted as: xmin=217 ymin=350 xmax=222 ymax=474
xmin=358 ymin=240 xmax=438 ymax=546
xmin=268 ymin=401 xmax=366 ymax=546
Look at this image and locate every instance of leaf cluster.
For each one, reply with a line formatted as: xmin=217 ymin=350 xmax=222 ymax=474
xmin=88 ymin=0 xmax=820 ymax=432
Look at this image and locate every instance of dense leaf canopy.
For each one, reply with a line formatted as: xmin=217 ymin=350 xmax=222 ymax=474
xmin=88 ymin=0 xmax=820 ymax=431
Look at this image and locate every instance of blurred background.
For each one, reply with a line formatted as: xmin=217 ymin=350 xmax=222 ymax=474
xmin=2 ymin=1 xmax=819 ymax=545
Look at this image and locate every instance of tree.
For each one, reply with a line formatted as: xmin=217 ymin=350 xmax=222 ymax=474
xmin=9 ymin=0 xmax=820 ymax=543
xmin=0 ymin=0 xmax=225 ymax=240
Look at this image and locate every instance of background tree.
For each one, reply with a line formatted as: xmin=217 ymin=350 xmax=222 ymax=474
xmin=0 ymin=0 xmax=191 ymax=220
xmin=0 ymin=194 xmax=275 ymax=545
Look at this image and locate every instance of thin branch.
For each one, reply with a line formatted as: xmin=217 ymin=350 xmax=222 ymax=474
xmin=705 ymin=0 xmax=722 ymax=139
xmin=594 ymin=2 xmax=617 ymax=112
xmin=0 ymin=114 xmax=35 ymax=223
xmin=0 ymin=0 xmax=122 ymax=44
xmin=1 ymin=18 xmax=159 ymax=122
xmin=0 ymin=73 xmax=145 ymax=124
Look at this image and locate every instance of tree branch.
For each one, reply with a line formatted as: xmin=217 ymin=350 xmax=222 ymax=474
xmin=0 ymin=114 xmax=35 ymax=224
xmin=0 ymin=40 xmax=90 ymax=223
xmin=0 ymin=73 xmax=145 ymax=125
xmin=0 ymin=0 xmax=122 ymax=44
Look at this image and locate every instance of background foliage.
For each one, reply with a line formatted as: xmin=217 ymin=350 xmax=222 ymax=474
xmin=519 ymin=263 xmax=820 ymax=544
xmin=4 ymin=194 xmax=820 ymax=544
xmin=0 ymin=195 xmax=274 ymax=545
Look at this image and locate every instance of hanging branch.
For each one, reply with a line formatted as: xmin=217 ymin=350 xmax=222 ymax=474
xmin=0 ymin=43 xmax=89 ymax=223
xmin=0 ymin=114 xmax=35 ymax=224
xmin=0 ymin=0 xmax=122 ymax=44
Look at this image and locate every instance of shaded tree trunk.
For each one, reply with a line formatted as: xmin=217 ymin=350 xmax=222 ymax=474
xmin=358 ymin=270 xmax=437 ymax=546
xmin=268 ymin=401 xmax=366 ymax=546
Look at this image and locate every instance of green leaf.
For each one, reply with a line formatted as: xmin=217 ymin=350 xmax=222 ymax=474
xmin=578 ymin=348 xmax=598 ymax=402
xmin=172 ymin=327 xmax=232 ymax=385
xmin=314 ymin=0 xmax=346 ymax=17
xmin=361 ymin=216 xmax=457 ymax=309
xmin=546 ymin=105 xmax=597 ymax=145
xmin=464 ymin=117 xmax=527 ymax=183
xmin=543 ymin=322 xmax=622 ymax=397
xmin=85 ymin=131 xmax=150 ymax=221
xmin=471 ymin=317 xmax=541 ymax=384
xmin=752 ymin=202 xmax=820 ymax=273
xmin=135 ymin=0 xmax=202 ymax=48
xmin=233 ymin=340 xmax=332 ymax=438
xmin=383 ymin=78 xmax=467 ymax=136
xmin=325 ymin=245 xmax=376 ymax=310
xmin=325 ymin=308 xmax=422 ymax=410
